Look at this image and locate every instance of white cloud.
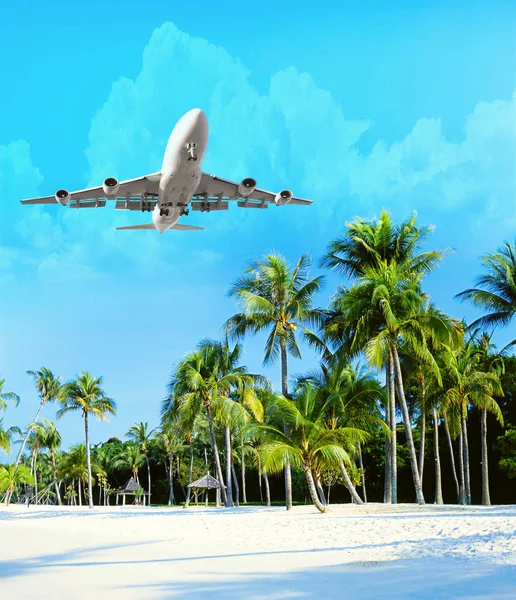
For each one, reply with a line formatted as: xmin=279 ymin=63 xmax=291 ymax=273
xmin=1 ymin=22 xmax=514 ymax=284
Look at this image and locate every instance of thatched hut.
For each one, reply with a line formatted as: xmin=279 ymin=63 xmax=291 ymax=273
xmin=188 ymin=473 xmax=225 ymax=507
xmin=115 ymin=476 xmax=149 ymax=506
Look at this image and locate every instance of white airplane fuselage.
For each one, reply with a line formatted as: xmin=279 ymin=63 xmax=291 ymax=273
xmin=154 ymin=108 xmax=208 ymax=233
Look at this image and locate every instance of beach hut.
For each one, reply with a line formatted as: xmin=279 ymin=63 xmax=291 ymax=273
xmin=115 ymin=476 xmax=149 ymax=506
xmin=188 ymin=473 xmax=225 ymax=507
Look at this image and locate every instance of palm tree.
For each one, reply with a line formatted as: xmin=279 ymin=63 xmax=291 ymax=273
xmin=12 ymin=368 xmax=61 ymax=482
xmin=127 ymin=422 xmax=157 ymax=506
xmin=441 ymin=341 xmax=503 ymax=504
xmin=225 ymin=252 xmax=324 ymax=509
xmin=1 ymin=464 xmax=33 ymax=504
xmin=334 ymin=263 xmax=456 ymax=504
xmin=32 ymin=419 xmax=62 ymax=505
xmin=320 ymin=212 xmax=448 ymax=503
xmin=163 ymin=340 xmax=254 ymax=507
xmin=58 ymin=372 xmax=116 ymax=508
xmin=0 ymin=378 xmax=20 ymax=412
xmin=252 ymin=385 xmax=367 ymax=513
xmin=457 ymin=240 xmax=516 ymax=342
xmin=0 ymin=420 xmax=21 ymax=454
xmin=59 ymin=444 xmax=89 ymax=505
xmin=297 ymin=356 xmax=385 ymax=504
xmin=114 ymin=442 xmax=146 ymax=484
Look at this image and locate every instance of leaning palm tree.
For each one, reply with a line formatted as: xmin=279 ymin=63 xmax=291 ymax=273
xmin=12 ymin=368 xmax=61 ymax=481
xmin=225 ymin=252 xmax=324 ymax=509
xmin=163 ymin=340 xmax=254 ymax=507
xmin=297 ymin=355 xmax=385 ymax=504
xmin=252 ymin=385 xmax=367 ymax=513
xmin=1 ymin=464 xmax=33 ymax=504
xmin=31 ymin=419 xmax=62 ymax=505
xmin=58 ymin=373 xmax=116 ymax=508
xmin=457 ymin=240 xmax=516 ymax=343
xmin=127 ymin=422 xmax=157 ymax=506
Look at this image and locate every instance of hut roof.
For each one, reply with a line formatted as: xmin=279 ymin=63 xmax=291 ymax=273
xmin=188 ymin=473 xmax=225 ymax=489
xmin=116 ymin=476 xmax=148 ymax=494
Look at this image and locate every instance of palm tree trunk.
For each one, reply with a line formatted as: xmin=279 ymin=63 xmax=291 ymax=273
xmin=258 ymin=455 xmax=263 ymax=503
xmin=433 ymin=407 xmax=443 ymax=504
xmin=33 ymin=453 xmax=38 ymax=503
xmin=84 ymin=412 xmax=94 ymax=508
xmin=280 ymin=337 xmax=293 ymax=511
xmin=184 ymin=441 xmax=194 ymax=508
xmin=231 ymin=463 xmax=240 ymax=507
xmin=304 ymin=466 xmax=326 ymax=513
xmin=144 ymin=453 xmax=151 ymax=507
xmin=168 ymin=457 xmax=175 ymax=505
xmin=389 ymin=350 xmax=397 ymax=503
xmin=358 ymin=441 xmax=367 ymax=503
xmin=338 ymin=461 xmax=364 ymax=504
xmin=458 ymin=422 xmax=466 ymax=504
xmin=419 ymin=396 xmax=426 ymax=486
xmin=462 ymin=416 xmax=471 ymax=505
xmin=78 ymin=478 xmax=82 ymax=506
xmin=481 ymin=408 xmax=491 ymax=506
xmin=263 ymin=470 xmax=271 ymax=507
xmin=384 ymin=365 xmax=392 ymax=504
xmin=241 ymin=446 xmax=247 ymax=503
xmin=315 ymin=475 xmax=327 ymax=505
xmin=224 ymin=426 xmax=233 ymax=507
xmin=51 ymin=449 xmax=62 ymax=505
xmin=392 ymin=345 xmax=425 ymax=504
xmin=207 ymin=406 xmax=228 ymax=506
xmin=444 ymin=414 xmax=460 ymax=503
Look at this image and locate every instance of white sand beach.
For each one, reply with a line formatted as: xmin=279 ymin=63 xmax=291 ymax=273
xmin=1 ymin=503 xmax=515 ymax=599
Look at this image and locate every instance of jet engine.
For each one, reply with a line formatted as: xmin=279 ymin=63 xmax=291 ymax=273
xmin=55 ymin=189 xmax=70 ymax=206
xmin=103 ymin=177 xmax=120 ymax=196
xmin=238 ymin=178 xmax=257 ymax=197
xmin=274 ymin=190 xmax=293 ymax=206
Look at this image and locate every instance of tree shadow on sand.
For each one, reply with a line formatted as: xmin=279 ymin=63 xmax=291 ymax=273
xmin=120 ymin=558 xmax=516 ymax=600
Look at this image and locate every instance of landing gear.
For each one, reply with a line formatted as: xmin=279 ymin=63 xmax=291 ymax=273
xmin=159 ymin=208 xmax=170 ymax=217
xmin=180 ymin=207 xmax=189 ymax=216
xmin=186 ymin=142 xmax=198 ymax=161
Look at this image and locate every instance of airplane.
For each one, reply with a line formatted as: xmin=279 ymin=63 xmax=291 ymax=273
xmin=21 ymin=108 xmax=312 ymax=233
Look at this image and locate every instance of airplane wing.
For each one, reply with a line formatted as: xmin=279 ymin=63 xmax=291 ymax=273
xmin=194 ymin=173 xmax=312 ymax=210
xmin=21 ymin=173 xmax=162 ymax=210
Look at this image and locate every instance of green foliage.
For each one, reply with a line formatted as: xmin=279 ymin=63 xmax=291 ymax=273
xmin=496 ymin=426 xmax=516 ymax=478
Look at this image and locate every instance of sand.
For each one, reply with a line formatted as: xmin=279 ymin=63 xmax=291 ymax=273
xmin=0 ymin=503 xmax=515 ymax=599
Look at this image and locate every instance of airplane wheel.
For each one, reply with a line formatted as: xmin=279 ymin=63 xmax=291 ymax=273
xmin=165 ymin=209 xmax=170 ymax=216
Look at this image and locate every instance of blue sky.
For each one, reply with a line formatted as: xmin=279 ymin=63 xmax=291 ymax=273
xmin=1 ymin=1 xmax=515 ymax=456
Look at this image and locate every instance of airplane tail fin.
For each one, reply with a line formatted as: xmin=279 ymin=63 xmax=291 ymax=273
xmin=116 ymin=223 xmax=204 ymax=232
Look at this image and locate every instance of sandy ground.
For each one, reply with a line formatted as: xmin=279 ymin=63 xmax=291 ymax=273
xmin=0 ymin=503 xmax=515 ymax=599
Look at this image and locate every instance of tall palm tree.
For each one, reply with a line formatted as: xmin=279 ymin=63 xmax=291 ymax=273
xmin=320 ymin=211 xmax=448 ymax=503
xmin=441 ymin=341 xmax=503 ymax=504
xmin=0 ymin=378 xmax=20 ymax=412
xmin=225 ymin=252 xmax=324 ymax=509
xmin=164 ymin=340 xmax=254 ymax=507
xmin=32 ymin=419 xmax=62 ymax=505
xmin=252 ymin=385 xmax=367 ymax=513
xmin=127 ymin=422 xmax=157 ymax=506
xmin=335 ymin=263 xmax=456 ymax=504
xmin=58 ymin=373 xmax=116 ymax=508
xmin=12 ymin=368 xmax=61 ymax=479
xmin=457 ymin=240 xmax=516 ymax=342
